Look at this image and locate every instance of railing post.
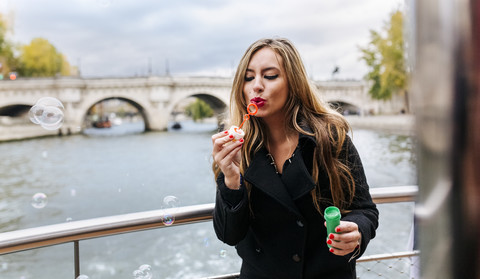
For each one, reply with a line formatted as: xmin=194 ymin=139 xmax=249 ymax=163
xmin=74 ymin=240 xmax=80 ymax=278
xmin=412 ymin=0 xmax=478 ymax=278
xmin=450 ymin=0 xmax=480 ymax=277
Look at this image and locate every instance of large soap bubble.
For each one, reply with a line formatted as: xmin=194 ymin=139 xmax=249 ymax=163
xmin=29 ymin=97 xmax=65 ymax=130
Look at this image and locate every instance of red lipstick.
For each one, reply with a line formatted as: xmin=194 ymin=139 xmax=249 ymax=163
xmin=250 ymin=97 xmax=266 ymax=108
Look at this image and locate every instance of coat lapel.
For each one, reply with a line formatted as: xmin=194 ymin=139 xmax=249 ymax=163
xmin=281 ymin=149 xmax=316 ymax=201
xmin=244 ymin=148 xmax=301 ymax=215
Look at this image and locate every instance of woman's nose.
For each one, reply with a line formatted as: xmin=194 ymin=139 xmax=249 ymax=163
xmin=253 ymin=77 xmax=264 ymax=93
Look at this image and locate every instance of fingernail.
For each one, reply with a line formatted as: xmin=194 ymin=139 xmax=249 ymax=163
xmin=229 ymin=135 xmax=234 ymax=139
xmin=327 ymin=239 xmax=332 ymax=245
xmin=239 ymin=139 xmax=244 ymax=143
xmin=224 ymin=131 xmax=229 ymax=134
xmin=329 ymin=248 xmax=334 ymax=253
xmin=329 ymin=234 xmax=335 ymax=240
xmin=335 ymin=227 xmax=341 ymax=233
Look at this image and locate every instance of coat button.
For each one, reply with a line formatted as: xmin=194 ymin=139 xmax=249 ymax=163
xmin=255 ymin=248 xmax=261 ymax=253
xmin=292 ymin=254 xmax=301 ymax=262
xmin=296 ymin=220 xmax=304 ymax=227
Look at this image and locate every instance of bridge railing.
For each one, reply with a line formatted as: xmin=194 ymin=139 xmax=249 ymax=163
xmin=0 ymin=185 xmax=419 ymax=278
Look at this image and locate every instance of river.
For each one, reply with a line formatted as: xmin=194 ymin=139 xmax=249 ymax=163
xmin=0 ymin=120 xmax=416 ymax=279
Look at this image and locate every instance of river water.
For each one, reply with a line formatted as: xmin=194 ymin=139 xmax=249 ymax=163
xmin=0 ymin=121 xmax=416 ymax=279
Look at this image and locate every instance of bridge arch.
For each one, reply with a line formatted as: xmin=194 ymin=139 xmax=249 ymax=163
xmin=168 ymin=92 xmax=228 ymax=113
xmin=327 ymin=100 xmax=361 ymax=115
xmin=77 ymin=93 xmax=154 ymax=131
xmin=0 ymin=104 xmax=31 ymax=117
xmin=322 ymin=94 xmax=364 ymax=111
xmin=81 ymin=97 xmax=149 ymax=130
xmin=166 ymin=87 xmax=230 ymax=122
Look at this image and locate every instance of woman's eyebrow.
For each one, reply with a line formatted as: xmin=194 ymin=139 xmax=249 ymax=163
xmin=245 ymin=66 xmax=280 ymax=73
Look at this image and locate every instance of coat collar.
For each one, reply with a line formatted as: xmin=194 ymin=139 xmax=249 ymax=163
xmin=298 ymin=124 xmax=317 ymax=148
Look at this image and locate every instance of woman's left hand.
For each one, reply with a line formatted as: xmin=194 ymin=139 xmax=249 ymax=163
xmin=325 ymin=221 xmax=361 ymax=256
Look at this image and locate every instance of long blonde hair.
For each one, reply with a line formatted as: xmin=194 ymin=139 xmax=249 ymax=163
xmin=213 ymin=38 xmax=355 ymax=212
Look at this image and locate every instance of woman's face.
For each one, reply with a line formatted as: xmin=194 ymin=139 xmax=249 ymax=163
xmin=243 ymin=47 xmax=289 ymax=122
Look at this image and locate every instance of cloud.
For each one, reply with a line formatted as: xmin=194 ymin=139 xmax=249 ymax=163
xmin=2 ymin=0 xmax=404 ymax=79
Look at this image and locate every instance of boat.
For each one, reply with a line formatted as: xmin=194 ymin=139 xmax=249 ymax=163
xmin=92 ymin=119 xmax=112 ymax=128
xmin=92 ymin=116 xmax=112 ymax=128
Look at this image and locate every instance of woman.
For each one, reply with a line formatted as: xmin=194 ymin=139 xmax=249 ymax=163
xmin=211 ymin=38 xmax=378 ymax=279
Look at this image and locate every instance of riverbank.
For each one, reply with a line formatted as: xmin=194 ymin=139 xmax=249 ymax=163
xmin=0 ymin=124 xmax=60 ymax=142
xmin=346 ymin=114 xmax=415 ymax=135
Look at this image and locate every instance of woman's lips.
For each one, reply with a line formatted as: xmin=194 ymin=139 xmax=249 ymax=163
xmin=250 ymin=98 xmax=266 ymax=108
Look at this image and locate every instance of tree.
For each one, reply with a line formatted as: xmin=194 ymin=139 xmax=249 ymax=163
xmin=360 ymin=9 xmax=409 ymax=113
xmin=0 ymin=14 xmax=18 ymax=79
xmin=185 ymin=99 xmax=214 ymax=122
xmin=17 ymin=37 xmax=71 ymax=77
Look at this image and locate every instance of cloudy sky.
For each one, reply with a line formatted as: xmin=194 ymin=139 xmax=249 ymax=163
xmin=1 ymin=0 xmax=404 ymax=80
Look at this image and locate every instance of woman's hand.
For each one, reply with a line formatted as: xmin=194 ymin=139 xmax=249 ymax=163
xmin=211 ymin=131 xmax=244 ymax=189
xmin=325 ymin=221 xmax=361 ymax=256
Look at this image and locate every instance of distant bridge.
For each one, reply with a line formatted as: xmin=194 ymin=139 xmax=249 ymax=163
xmin=0 ymin=76 xmax=398 ymax=140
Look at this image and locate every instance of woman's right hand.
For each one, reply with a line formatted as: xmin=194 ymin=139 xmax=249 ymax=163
xmin=211 ymin=131 xmax=244 ymax=189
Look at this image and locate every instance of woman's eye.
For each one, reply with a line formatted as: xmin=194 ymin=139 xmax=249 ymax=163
xmin=244 ymin=76 xmax=254 ymax=82
xmin=264 ymin=74 xmax=278 ymax=80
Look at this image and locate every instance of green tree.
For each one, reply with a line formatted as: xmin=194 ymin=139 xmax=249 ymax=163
xmin=17 ymin=37 xmax=71 ymax=77
xmin=185 ymin=99 xmax=214 ymax=122
xmin=0 ymin=14 xmax=18 ymax=79
xmin=360 ymin=9 xmax=409 ymax=113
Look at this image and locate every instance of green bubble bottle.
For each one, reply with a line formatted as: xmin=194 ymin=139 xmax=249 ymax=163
xmin=324 ymin=206 xmax=341 ymax=247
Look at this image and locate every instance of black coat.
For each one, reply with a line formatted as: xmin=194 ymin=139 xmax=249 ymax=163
xmin=213 ymin=131 xmax=379 ymax=279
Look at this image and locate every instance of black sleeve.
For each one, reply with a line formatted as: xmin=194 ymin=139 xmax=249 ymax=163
xmin=212 ymin=172 xmax=251 ymax=246
xmin=340 ymin=135 xmax=379 ymax=259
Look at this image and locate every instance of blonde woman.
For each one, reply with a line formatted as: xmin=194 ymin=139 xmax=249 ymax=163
xmin=211 ymin=38 xmax=378 ymax=279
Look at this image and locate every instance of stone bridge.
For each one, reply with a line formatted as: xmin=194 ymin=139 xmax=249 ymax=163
xmin=0 ymin=76 xmax=397 ymax=140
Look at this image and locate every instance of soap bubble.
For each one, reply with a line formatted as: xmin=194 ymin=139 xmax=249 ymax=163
xmin=31 ymin=193 xmax=48 ymax=209
xmin=163 ymin=195 xmax=179 ymax=208
xmin=162 ymin=213 xmax=175 ymax=226
xmin=133 ymin=264 xmax=152 ymax=279
xmin=161 ymin=195 xmax=179 ymax=226
xmin=76 ymin=275 xmax=89 ymax=279
xmin=220 ymin=249 xmax=227 ymax=258
xmin=29 ymin=97 xmax=65 ymax=130
xmin=28 ymin=105 xmax=43 ymax=125
xmin=39 ymin=106 xmax=64 ymax=130
xmin=203 ymin=237 xmax=210 ymax=247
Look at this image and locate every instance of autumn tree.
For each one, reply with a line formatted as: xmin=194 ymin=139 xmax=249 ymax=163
xmin=185 ymin=99 xmax=214 ymax=122
xmin=17 ymin=37 xmax=72 ymax=77
xmin=359 ymin=9 xmax=409 ymax=113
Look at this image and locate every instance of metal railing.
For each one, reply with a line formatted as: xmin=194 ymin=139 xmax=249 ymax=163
xmin=0 ymin=185 xmax=418 ymax=278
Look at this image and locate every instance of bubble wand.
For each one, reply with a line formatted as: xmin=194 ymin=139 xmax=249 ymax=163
xmin=228 ymin=103 xmax=258 ymax=141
